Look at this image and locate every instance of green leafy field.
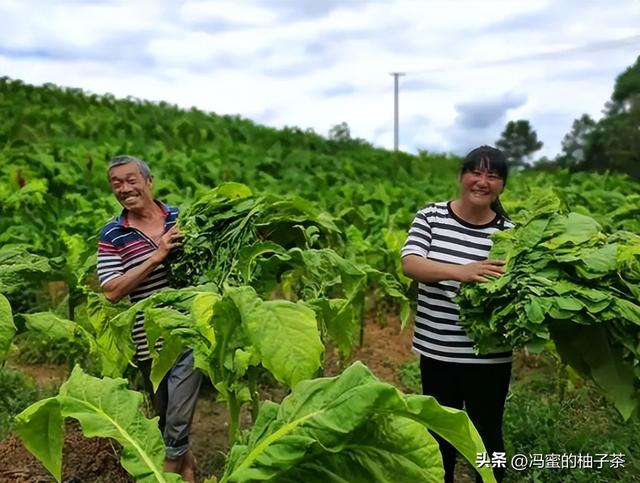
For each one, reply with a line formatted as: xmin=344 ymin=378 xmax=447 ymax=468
xmin=1 ymin=77 xmax=639 ymax=482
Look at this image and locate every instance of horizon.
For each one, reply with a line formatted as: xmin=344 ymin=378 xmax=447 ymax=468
xmin=2 ymin=1 xmax=639 ymax=160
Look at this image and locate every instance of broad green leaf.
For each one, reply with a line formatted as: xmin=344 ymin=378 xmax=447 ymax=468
xmin=551 ymin=322 xmax=637 ymax=420
xmin=21 ymin=311 xmax=98 ymax=361
xmin=191 ymin=292 xmax=219 ymax=346
xmin=81 ymin=295 xmax=135 ymax=377
xmin=144 ymin=307 xmax=192 ymax=390
xmin=612 ymin=298 xmax=640 ymax=324
xmin=0 ymin=293 xmax=16 ymax=362
xmin=16 ymin=366 xmax=182 ymax=482
xmin=236 ymin=241 xmax=290 ymax=284
xmin=542 ymin=213 xmax=601 ymax=249
xmin=221 ymin=361 xmax=495 ymax=483
xmin=0 ymin=246 xmax=53 ymax=293
xmin=14 ymin=398 xmax=63 ymax=480
xmin=516 ymin=218 xmax=549 ymax=249
xmin=574 ymin=243 xmax=618 ymax=277
xmin=22 ymin=311 xmax=81 ymax=341
xmin=106 ymin=287 xmax=213 ymax=377
xmin=228 ymin=286 xmax=323 ymax=388
xmin=215 ymin=182 xmax=253 ymax=200
xmin=524 ymin=299 xmax=545 ymax=324
xmin=140 ymin=291 xmax=221 ymax=390
xmin=275 ymin=415 xmax=444 ymax=483
xmin=307 ymin=298 xmax=359 ymax=356
xmin=365 ymin=268 xmax=411 ymax=328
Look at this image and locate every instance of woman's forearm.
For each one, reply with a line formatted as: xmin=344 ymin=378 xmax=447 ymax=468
xmin=401 ymin=255 xmax=461 ymax=283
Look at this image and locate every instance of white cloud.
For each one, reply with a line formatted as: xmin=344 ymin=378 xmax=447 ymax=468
xmin=0 ymin=0 xmax=638 ymax=159
xmin=0 ymin=1 xmax=170 ymax=51
xmin=179 ymin=1 xmax=281 ymax=26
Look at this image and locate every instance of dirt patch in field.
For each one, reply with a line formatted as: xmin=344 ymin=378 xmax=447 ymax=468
xmin=6 ymin=362 xmax=67 ymax=388
xmin=190 ymin=389 xmax=232 ymax=482
xmin=0 ymin=422 xmax=132 ymax=483
xmin=325 ymin=312 xmax=415 ymax=384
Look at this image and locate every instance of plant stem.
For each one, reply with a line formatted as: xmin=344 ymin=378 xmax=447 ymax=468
xmin=68 ymin=286 xmax=76 ymax=322
xmin=358 ymin=297 xmax=365 ymax=347
xmin=557 ymin=362 xmax=567 ymax=403
xmin=247 ymin=366 xmax=260 ymax=424
xmin=227 ymin=392 xmax=241 ymax=447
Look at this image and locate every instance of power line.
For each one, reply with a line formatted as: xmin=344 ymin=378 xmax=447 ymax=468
xmin=388 ymin=34 xmax=639 ymax=152
xmin=406 ymin=34 xmax=640 ymax=75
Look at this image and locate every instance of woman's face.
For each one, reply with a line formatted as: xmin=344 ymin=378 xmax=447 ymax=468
xmin=459 ymin=167 xmax=504 ymax=208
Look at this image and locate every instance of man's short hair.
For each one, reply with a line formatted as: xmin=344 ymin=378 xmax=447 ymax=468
xmin=107 ymin=155 xmax=152 ymax=180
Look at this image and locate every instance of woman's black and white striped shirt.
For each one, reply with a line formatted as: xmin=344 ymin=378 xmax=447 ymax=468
xmin=401 ymin=201 xmax=514 ymax=364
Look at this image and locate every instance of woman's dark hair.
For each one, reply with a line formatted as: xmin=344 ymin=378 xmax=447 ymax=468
xmin=460 ymin=145 xmax=509 ymax=218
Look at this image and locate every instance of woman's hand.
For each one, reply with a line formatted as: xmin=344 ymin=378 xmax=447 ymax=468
xmin=456 ymin=259 xmax=505 ymax=282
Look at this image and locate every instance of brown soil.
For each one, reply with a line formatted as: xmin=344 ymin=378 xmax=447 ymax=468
xmin=190 ymin=393 xmax=231 ymax=482
xmin=0 ymin=422 xmax=132 ymax=483
xmin=326 ymin=312 xmax=415 ymax=385
xmin=6 ymin=362 xmax=67 ymax=387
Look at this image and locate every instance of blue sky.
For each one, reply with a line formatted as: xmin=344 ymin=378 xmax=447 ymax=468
xmin=1 ymin=0 xmax=639 ymax=159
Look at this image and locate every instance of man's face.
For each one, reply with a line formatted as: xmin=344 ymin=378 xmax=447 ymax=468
xmin=108 ymin=163 xmax=153 ymax=211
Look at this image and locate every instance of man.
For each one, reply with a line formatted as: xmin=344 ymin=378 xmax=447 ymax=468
xmin=97 ymin=155 xmax=201 ymax=482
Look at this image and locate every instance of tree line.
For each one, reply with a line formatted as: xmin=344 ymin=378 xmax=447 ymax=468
xmin=495 ymin=55 xmax=639 ymax=178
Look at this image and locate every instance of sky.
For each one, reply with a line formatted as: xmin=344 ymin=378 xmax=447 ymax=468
xmin=1 ymin=0 xmax=639 ymax=159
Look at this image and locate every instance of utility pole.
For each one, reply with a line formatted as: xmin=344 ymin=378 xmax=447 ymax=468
xmin=390 ymin=72 xmax=405 ymax=151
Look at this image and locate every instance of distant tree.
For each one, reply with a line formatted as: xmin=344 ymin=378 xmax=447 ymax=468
xmin=556 ymin=114 xmax=596 ymax=168
xmin=495 ymin=120 xmax=543 ymax=167
xmin=532 ymin=156 xmax=558 ymax=171
xmin=582 ymin=55 xmax=640 ymax=178
xmin=328 ymin=122 xmax=351 ymax=142
xmin=610 ymin=55 xmax=640 ymax=113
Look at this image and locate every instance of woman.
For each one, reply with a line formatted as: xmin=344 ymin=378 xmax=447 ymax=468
xmin=401 ymin=145 xmax=513 ymax=483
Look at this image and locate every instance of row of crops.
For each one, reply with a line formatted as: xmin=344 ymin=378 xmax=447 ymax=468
xmin=1 ymin=77 xmax=640 ymax=482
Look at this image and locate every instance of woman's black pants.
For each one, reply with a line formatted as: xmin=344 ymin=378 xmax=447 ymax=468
xmin=420 ymin=355 xmax=512 ymax=483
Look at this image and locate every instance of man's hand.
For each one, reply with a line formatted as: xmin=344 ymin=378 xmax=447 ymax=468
xmin=456 ymin=259 xmax=505 ymax=283
xmin=103 ymin=226 xmax=183 ymax=304
xmin=152 ymin=226 xmax=183 ymax=263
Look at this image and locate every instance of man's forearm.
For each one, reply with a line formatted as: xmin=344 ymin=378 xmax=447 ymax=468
xmin=402 ymin=255 xmax=461 ymax=283
xmin=103 ymin=254 xmax=163 ymax=302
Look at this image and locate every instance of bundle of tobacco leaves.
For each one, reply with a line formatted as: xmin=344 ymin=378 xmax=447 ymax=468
xmin=457 ymin=191 xmax=640 ymax=418
xmin=168 ymin=182 xmax=340 ymax=289
xmin=167 ymin=183 xmax=410 ymax=356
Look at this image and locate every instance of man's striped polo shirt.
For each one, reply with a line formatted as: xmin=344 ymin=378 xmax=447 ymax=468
xmin=97 ymin=200 xmax=178 ymax=361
